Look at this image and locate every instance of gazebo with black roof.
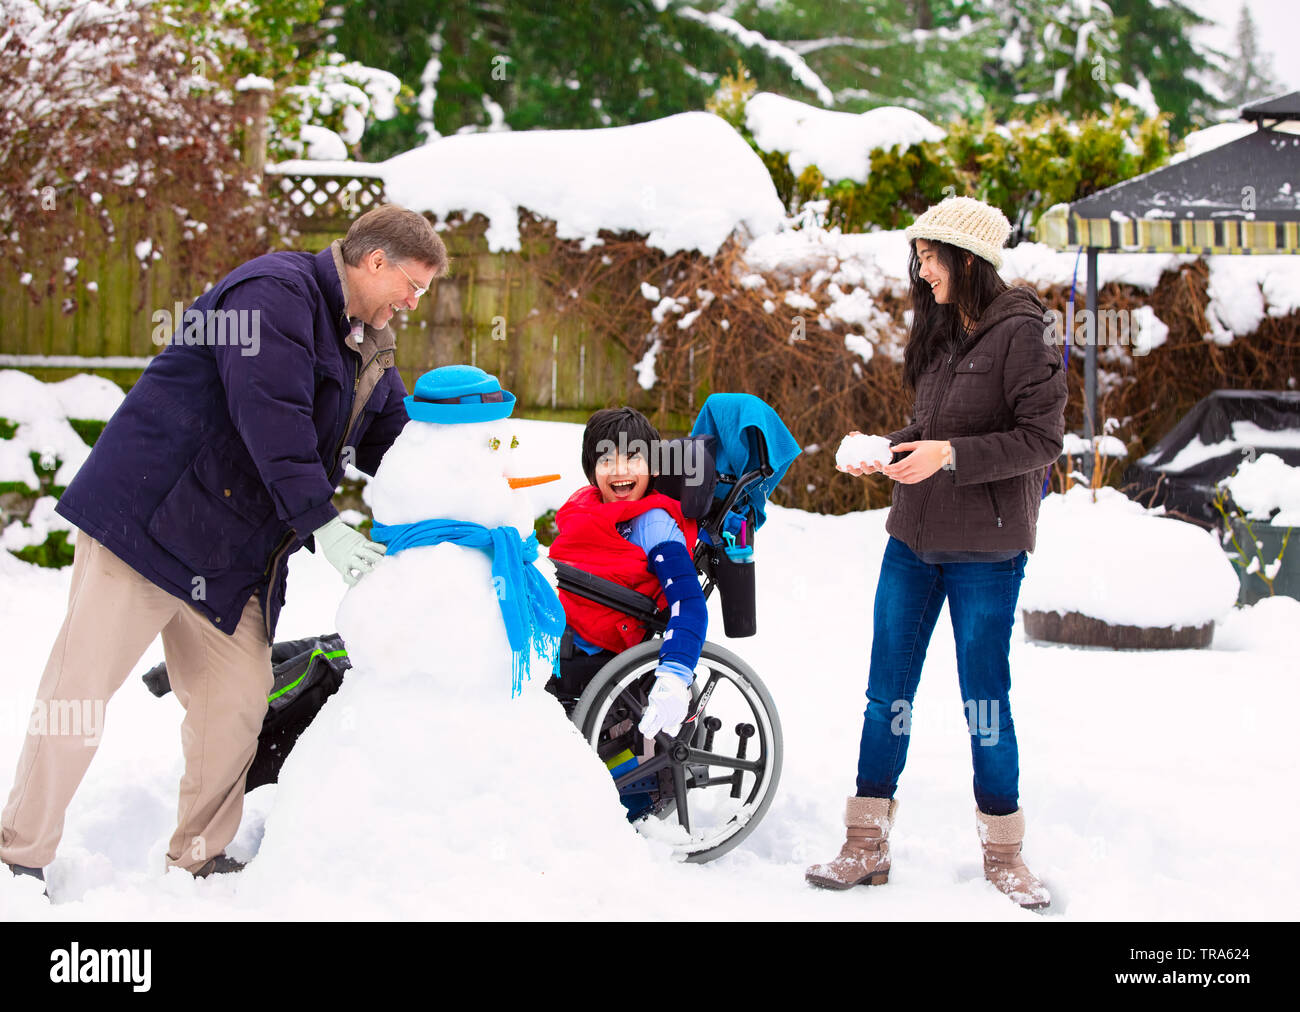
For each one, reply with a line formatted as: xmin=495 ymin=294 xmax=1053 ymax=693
xmin=1037 ymin=90 xmax=1300 ymax=452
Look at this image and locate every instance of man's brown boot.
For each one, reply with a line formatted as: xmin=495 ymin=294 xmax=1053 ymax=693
xmin=976 ymin=807 xmax=1050 ymax=910
xmin=805 ymin=796 xmax=897 ymax=890
xmin=194 ymin=853 xmax=246 ymax=878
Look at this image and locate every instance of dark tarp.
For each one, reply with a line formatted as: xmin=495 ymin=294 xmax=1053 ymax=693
xmin=1122 ymin=390 xmax=1300 ymax=527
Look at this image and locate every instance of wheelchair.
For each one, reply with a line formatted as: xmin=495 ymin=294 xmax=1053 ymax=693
xmin=549 ymin=431 xmax=784 ymax=863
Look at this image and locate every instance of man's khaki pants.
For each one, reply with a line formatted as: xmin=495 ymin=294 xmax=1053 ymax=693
xmin=0 ymin=534 xmax=273 ymax=873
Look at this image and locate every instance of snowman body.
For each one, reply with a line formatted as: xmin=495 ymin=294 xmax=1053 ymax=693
xmin=245 ymin=416 xmax=668 ymax=915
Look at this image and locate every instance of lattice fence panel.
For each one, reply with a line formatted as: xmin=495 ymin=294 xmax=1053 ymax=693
xmin=273 ymin=173 xmax=387 ymax=229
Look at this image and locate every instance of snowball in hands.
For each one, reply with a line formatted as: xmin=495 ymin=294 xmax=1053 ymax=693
xmin=836 ymin=433 xmax=893 ymax=470
xmin=314 ymin=515 xmax=386 ymax=585
xmin=638 ymin=670 xmax=693 ymax=738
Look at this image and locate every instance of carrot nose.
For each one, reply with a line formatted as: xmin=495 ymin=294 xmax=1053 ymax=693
xmin=506 ymin=473 xmax=562 ymax=490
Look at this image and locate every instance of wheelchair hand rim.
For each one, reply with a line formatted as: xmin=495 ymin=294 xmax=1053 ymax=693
xmin=572 ymin=640 xmax=782 ymax=863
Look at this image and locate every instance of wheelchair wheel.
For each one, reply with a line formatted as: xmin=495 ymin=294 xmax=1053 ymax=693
xmin=569 ymin=640 xmax=782 ymax=863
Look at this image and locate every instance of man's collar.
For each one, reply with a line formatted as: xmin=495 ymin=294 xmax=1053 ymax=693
xmin=314 ymin=241 xmax=350 ymax=327
xmin=319 ymin=239 xmax=397 ymax=353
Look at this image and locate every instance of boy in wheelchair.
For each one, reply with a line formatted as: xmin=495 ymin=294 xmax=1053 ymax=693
xmin=547 ymin=394 xmax=792 ymax=854
xmin=546 ymin=407 xmax=708 ymax=747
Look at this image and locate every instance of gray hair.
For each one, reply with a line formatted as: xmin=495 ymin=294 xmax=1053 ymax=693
xmin=340 ymin=204 xmax=449 ymax=276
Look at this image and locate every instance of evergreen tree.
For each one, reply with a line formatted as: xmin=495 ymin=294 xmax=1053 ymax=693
xmin=1215 ymin=2 xmax=1283 ymax=111
xmin=314 ymin=0 xmax=1229 ymax=161
xmin=328 ymin=1 xmax=801 ymax=160
xmin=1107 ymin=0 xmax=1220 ymax=135
xmin=325 ymin=0 xmax=1001 ymax=160
xmin=721 ymin=0 xmax=993 ymax=119
xmin=979 ymin=0 xmax=1122 ymax=121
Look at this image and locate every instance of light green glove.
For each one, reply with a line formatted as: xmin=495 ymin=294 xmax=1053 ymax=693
xmin=314 ymin=516 xmax=386 ymax=586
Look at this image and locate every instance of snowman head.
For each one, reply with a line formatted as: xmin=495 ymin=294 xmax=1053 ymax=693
xmin=367 ymin=366 xmax=555 ymax=534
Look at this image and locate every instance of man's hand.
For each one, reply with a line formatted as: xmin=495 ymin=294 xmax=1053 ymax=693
xmin=314 ymin=516 xmax=386 ymax=586
xmin=638 ymin=669 xmax=693 ymax=739
xmin=881 ymin=440 xmax=952 ymax=484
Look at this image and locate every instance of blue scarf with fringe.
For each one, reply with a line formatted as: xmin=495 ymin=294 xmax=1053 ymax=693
xmin=369 ymin=518 xmax=565 ymax=697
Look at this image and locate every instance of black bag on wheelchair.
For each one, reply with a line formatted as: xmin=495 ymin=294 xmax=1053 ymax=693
xmin=142 ymin=633 xmax=351 ymax=791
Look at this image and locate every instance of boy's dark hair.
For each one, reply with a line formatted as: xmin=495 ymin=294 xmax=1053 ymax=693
xmin=581 ymin=407 xmax=661 ymax=485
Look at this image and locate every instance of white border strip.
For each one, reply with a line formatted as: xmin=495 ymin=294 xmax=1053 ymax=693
xmin=0 ymin=355 xmax=154 ymax=369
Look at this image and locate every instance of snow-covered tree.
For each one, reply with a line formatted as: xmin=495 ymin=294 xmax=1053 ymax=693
xmin=1 ymin=0 xmax=279 ymax=282
xmin=163 ymin=0 xmax=406 ymax=159
xmin=325 ymin=0 xmax=999 ymax=159
xmin=1214 ymin=2 xmax=1283 ymax=112
xmin=726 ymin=0 xmax=993 ymax=119
xmin=980 ymin=0 xmax=1122 ymax=120
xmin=1107 ymin=0 xmax=1221 ymax=135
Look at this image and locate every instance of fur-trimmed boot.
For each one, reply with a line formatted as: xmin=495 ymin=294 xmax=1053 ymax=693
xmin=804 ymin=796 xmax=897 ymax=890
xmin=976 ymin=807 xmax=1050 ymax=910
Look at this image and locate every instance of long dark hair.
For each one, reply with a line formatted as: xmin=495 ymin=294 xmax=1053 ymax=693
xmin=903 ymin=238 xmax=1008 ymax=388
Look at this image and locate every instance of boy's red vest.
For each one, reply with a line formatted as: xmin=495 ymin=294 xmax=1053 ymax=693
xmin=549 ymin=485 xmax=698 ymax=653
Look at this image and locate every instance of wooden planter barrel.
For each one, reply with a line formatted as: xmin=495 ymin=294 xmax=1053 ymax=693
xmin=1021 ymin=609 xmax=1214 ymax=650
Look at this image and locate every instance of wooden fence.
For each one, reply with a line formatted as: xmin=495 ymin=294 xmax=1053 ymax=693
xmin=1 ymin=166 xmax=650 ymax=422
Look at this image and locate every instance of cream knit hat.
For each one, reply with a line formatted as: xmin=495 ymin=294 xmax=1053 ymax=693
xmin=904 ymin=196 xmax=1011 ymax=270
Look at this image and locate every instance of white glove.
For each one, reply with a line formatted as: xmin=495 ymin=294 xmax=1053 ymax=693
xmin=638 ymin=669 xmax=693 ymax=739
xmin=314 ymin=516 xmax=386 ymax=586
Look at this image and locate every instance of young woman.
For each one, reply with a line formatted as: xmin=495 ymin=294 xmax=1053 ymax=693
xmin=805 ymin=197 xmax=1067 ymax=909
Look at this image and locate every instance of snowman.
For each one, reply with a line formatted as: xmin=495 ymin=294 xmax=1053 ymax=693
xmin=238 ymin=366 xmax=673 ymax=916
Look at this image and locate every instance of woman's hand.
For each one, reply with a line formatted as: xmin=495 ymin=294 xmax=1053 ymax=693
xmin=835 ymin=430 xmax=884 ymax=477
xmin=881 ymin=440 xmax=951 ymax=484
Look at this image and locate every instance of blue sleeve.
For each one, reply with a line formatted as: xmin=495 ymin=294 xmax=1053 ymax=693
xmin=626 ymin=508 xmax=686 ymax=555
xmin=646 ymin=539 xmax=707 ymax=682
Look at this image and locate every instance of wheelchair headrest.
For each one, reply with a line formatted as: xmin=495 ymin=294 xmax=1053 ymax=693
xmin=651 ymin=434 xmax=718 ymax=519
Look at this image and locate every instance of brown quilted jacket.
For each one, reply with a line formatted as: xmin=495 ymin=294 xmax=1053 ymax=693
xmin=884 ymin=285 xmax=1067 ymax=554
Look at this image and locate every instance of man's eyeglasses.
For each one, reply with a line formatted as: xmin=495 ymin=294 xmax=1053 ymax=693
xmin=393 ymin=261 xmax=430 ymax=299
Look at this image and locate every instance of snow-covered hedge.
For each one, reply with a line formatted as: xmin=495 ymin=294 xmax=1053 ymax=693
xmin=708 ymin=81 xmax=1171 ymax=238
xmin=382 ymin=111 xmax=785 ymax=255
xmin=0 ymin=371 xmax=124 ymax=567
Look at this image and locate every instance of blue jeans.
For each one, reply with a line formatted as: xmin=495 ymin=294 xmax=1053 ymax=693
xmin=855 ymin=537 xmax=1027 ymax=816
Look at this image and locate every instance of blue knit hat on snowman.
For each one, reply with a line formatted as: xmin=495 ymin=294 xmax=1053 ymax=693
xmin=405 ymin=364 xmax=516 ymax=424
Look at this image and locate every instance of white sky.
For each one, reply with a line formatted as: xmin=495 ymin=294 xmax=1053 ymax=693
xmin=1189 ymin=0 xmax=1299 ymax=93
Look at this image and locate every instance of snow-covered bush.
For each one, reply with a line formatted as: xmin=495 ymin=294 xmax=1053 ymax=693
xmin=1214 ymin=454 xmax=1299 ymax=599
xmin=0 ymin=0 xmax=286 ymax=286
xmin=281 ymin=54 xmax=406 ymax=161
xmin=0 ymin=371 xmax=124 ymax=568
xmin=1022 ymin=486 xmax=1240 ymax=632
xmin=943 ymin=107 xmax=1173 ymax=241
xmin=709 ymin=77 xmax=1170 ymax=239
xmin=162 ymin=0 xmax=409 ymax=161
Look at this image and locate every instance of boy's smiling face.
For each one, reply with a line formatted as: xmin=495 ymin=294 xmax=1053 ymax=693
xmin=594 ymin=447 xmax=651 ymax=503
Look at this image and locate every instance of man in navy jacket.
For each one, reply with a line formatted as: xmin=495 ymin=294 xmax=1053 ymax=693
xmin=1 ymin=204 xmax=446 ymax=883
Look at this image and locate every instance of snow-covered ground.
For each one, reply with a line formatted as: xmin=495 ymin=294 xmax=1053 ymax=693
xmin=1 ymin=416 xmax=1297 ymax=921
